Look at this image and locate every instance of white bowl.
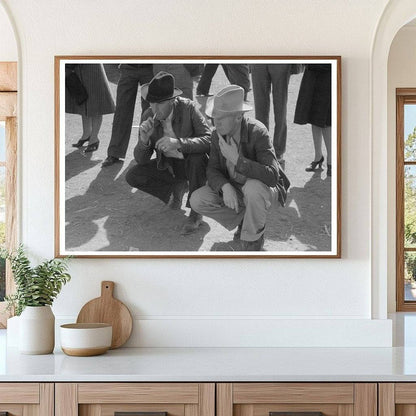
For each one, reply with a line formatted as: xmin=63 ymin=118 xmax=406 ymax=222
xmin=60 ymin=323 xmax=112 ymax=356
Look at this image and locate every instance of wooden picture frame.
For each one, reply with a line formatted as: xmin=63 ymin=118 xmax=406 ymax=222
xmin=55 ymin=56 xmax=341 ymax=258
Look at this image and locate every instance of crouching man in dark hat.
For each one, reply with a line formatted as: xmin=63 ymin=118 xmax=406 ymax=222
xmin=190 ymin=85 xmax=286 ymax=251
xmin=125 ymin=71 xmax=211 ymax=234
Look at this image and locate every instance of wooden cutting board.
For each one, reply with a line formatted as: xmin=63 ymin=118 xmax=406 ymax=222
xmin=76 ymin=281 xmax=133 ymax=349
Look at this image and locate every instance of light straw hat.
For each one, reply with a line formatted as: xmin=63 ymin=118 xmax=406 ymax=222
xmin=205 ymin=85 xmax=252 ymax=118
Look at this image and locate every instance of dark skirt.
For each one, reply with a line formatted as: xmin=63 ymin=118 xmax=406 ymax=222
xmin=294 ymin=64 xmax=331 ymax=128
xmin=65 ymin=64 xmax=115 ymax=117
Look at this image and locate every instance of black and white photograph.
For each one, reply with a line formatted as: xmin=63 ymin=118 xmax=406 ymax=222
xmin=55 ymin=57 xmax=341 ymax=257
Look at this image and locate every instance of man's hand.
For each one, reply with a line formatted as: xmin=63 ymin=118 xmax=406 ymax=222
xmin=222 ymin=183 xmax=240 ymax=213
xmin=156 ymin=136 xmax=181 ymax=153
xmin=219 ymin=136 xmax=239 ymax=166
xmin=138 ymin=116 xmax=155 ymax=145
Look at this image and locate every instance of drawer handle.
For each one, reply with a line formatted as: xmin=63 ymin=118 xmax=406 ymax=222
xmin=115 ymin=412 xmax=168 ymax=416
xmin=270 ymin=413 xmax=324 ymax=416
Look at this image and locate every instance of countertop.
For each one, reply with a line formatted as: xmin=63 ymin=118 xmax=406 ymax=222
xmin=2 ymin=313 xmax=416 ymax=382
xmin=2 ymin=330 xmax=416 ymax=382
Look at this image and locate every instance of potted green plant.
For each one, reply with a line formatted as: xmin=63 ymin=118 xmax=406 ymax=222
xmin=2 ymin=245 xmax=71 ymax=354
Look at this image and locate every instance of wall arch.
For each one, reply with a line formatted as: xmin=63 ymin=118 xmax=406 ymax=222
xmin=371 ymin=0 xmax=416 ymax=319
xmin=0 ymin=1 xmax=19 ymax=61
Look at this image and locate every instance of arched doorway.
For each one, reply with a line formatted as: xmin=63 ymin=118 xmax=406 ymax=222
xmin=0 ymin=0 xmax=18 ymax=327
xmin=387 ymin=19 xmax=416 ymax=313
xmin=371 ymin=0 xmax=416 ymax=319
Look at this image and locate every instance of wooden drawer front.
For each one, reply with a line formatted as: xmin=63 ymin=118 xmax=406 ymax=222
xmin=233 ymin=384 xmax=354 ymax=404
xmin=0 ymin=384 xmax=53 ymax=416
xmin=218 ymin=384 xmax=376 ymax=416
xmin=395 ymin=384 xmax=416 ymax=404
xmin=78 ymin=383 xmax=200 ymax=404
xmin=80 ymin=403 xmax=186 ymax=416
xmin=0 ymin=404 xmax=25 ymax=416
xmin=235 ymin=403 xmax=344 ymax=416
xmin=379 ymin=383 xmax=416 ymax=416
xmin=57 ymin=383 xmax=215 ymax=416
xmin=0 ymin=383 xmax=39 ymax=404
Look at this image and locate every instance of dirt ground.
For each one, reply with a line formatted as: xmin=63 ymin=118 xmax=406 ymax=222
xmin=64 ymin=66 xmax=332 ymax=253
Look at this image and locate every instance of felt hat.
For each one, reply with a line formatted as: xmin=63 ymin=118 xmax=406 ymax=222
xmin=141 ymin=71 xmax=183 ymax=103
xmin=205 ymin=85 xmax=252 ymax=118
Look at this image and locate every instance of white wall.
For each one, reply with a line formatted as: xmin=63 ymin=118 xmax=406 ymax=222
xmin=0 ymin=3 xmax=17 ymax=60
xmin=0 ymin=0 xmax=394 ymax=346
xmin=387 ymin=25 xmax=416 ymax=312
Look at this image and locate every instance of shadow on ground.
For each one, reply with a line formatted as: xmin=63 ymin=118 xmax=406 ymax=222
xmin=266 ymin=171 xmax=331 ymax=251
xmin=65 ymin=150 xmax=102 ymax=181
xmin=65 ymin=160 xmax=209 ymax=251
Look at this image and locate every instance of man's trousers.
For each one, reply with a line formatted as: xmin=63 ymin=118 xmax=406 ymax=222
xmin=107 ymin=64 xmax=154 ymax=159
xmin=190 ymin=179 xmax=275 ymax=242
xmin=125 ymin=154 xmax=208 ymax=208
xmin=251 ymin=64 xmax=291 ymax=159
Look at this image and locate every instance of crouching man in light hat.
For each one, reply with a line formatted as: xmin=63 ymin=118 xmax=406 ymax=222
xmin=190 ymin=85 xmax=283 ymax=251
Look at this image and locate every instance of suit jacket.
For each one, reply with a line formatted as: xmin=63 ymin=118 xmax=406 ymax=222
xmin=134 ymin=97 xmax=211 ymax=170
xmin=207 ymin=117 xmax=290 ymax=206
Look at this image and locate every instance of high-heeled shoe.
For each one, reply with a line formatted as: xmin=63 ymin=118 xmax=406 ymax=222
xmin=305 ymin=156 xmax=324 ymax=172
xmin=72 ymin=137 xmax=90 ymax=148
xmin=327 ymin=164 xmax=332 ymax=177
xmin=84 ymin=140 xmax=100 ymax=153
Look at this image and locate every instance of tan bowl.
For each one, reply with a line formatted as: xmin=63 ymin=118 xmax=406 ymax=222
xmin=60 ymin=323 xmax=112 ymax=357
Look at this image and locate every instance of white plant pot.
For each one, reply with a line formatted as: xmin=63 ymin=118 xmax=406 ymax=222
xmin=19 ymin=305 xmax=55 ymax=354
xmin=6 ymin=315 xmax=20 ymax=347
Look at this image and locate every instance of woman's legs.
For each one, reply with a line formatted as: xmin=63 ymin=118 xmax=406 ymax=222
xmin=322 ymin=126 xmax=332 ymax=165
xmin=311 ymin=124 xmax=324 ymax=161
xmin=80 ymin=115 xmax=92 ymax=141
xmin=79 ymin=114 xmax=102 ymax=152
xmin=89 ymin=115 xmax=103 ymax=144
xmin=306 ymin=125 xmax=331 ymax=173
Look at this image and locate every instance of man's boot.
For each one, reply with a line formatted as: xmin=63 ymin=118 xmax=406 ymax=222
xmin=241 ymin=234 xmax=265 ymax=251
xmin=169 ymin=180 xmax=189 ymax=210
xmin=181 ymin=210 xmax=202 ymax=235
xmin=233 ymin=221 xmax=243 ymax=241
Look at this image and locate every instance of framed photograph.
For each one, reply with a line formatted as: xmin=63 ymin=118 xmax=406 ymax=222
xmin=55 ymin=56 xmax=341 ymax=258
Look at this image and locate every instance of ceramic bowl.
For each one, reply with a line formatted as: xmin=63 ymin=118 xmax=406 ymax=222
xmin=60 ymin=323 xmax=112 ymax=356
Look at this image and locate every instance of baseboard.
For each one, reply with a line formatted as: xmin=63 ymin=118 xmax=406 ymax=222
xmin=56 ymin=317 xmax=393 ymax=347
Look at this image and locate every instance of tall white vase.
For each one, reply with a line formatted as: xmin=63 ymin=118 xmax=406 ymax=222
xmin=19 ymin=305 xmax=55 ymax=354
xmin=6 ymin=315 xmax=20 ymax=347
